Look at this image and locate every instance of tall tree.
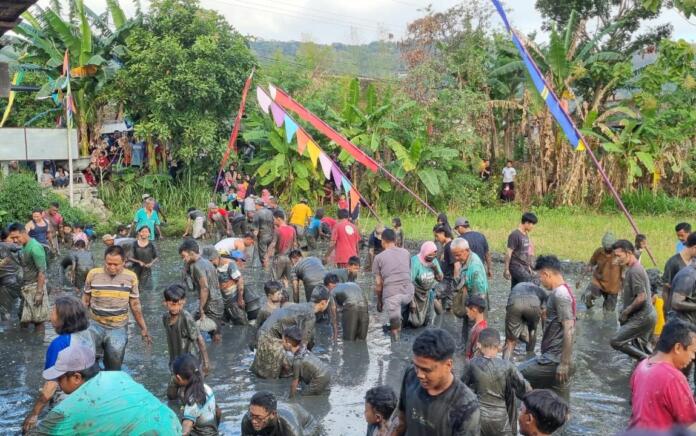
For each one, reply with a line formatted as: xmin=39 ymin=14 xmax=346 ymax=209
xmin=112 ymin=0 xmax=256 ymax=171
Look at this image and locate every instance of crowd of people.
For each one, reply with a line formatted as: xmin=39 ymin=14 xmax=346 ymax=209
xmin=2 ymin=187 xmax=696 ymax=435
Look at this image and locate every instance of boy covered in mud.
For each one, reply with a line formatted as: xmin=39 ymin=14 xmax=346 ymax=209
xmin=251 ymin=287 xmax=330 ymax=379
xmin=461 ymin=328 xmax=531 ymax=436
xmin=162 ymin=284 xmax=210 ymax=400
xmin=61 ymin=239 xmax=95 ymax=294
xmin=283 ymin=326 xmax=330 ymax=397
xmin=328 ymin=256 xmax=361 ymax=283
xmin=255 ymin=280 xmax=286 ymax=329
xmin=365 ymin=385 xmax=397 ymax=436
xmin=323 ymin=273 xmax=369 ymax=341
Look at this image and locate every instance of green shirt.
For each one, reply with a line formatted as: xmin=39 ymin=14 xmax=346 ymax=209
xmin=22 ymin=237 xmax=47 ymax=284
xmin=36 ymin=371 xmax=181 ymax=435
xmin=457 ymin=252 xmax=488 ymax=296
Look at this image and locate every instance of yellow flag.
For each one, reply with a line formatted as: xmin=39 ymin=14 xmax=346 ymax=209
xmin=307 ymin=140 xmax=320 ymax=168
xmin=0 ymin=73 xmax=19 ymax=128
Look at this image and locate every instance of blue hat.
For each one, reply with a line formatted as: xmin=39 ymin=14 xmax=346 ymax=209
xmin=229 ymin=250 xmax=246 ymax=261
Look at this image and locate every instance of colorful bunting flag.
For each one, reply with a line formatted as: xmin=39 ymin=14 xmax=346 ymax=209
xmin=318 ymin=152 xmax=332 ymax=180
xmin=270 ymin=102 xmax=285 ymax=127
xmin=296 ymin=130 xmax=309 ymax=155
xmin=491 ymin=0 xmax=585 ymax=151
xmin=349 ymin=187 xmax=361 ymax=212
xmin=341 ymin=176 xmax=351 ymax=195
xmin=307 ymin=140 xmax=320 ymax=168
xmin=331 ymin=163 xmax=343 ymax=187
xmin=284 ymin=115 xmax=298 ymax=143
xmin=256 ymin=86 xmax=271 ymax=114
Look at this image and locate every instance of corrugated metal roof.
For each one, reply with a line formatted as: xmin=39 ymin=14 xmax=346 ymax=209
xmin=0 ymin=0 xmax=38 ymax=36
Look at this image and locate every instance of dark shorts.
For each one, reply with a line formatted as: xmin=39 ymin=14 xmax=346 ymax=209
xmin=505 ymin=297 xmax=541 ymax=341
xmin=272 ymin=255 xmax=293 ymax=282
xmin=342 ymin=305 xmax=369 ymax=341
xmin=519 ymin=356 xmax=573 ymax=400
xmin=583 ymin=283 xmax=618 ymax=312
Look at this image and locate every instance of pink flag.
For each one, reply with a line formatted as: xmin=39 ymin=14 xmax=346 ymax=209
xmin=331 ymin=163 xmax=342 ymax=186
xmin=270 ymin=102 xmax=285 ymax=127
xmin=256 ymin=86 xmax=271 ymax=114
xmin=318 ymin=152 xmax=332 ymax=180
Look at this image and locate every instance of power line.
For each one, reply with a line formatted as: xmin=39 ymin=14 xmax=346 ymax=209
xmin=206 ymin=0 xmax=391 ymax=34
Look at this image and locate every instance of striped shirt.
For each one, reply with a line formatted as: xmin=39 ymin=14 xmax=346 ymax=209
xmin=84 ymin=267 xmax=139 ymax=328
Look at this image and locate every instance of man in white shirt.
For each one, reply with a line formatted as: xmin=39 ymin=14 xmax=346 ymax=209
xmin=502 ymin=160 xmax=517 ymax=189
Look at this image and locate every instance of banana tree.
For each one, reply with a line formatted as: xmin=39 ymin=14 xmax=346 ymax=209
xmin=12 ymin=0 xmax=133 ymax=155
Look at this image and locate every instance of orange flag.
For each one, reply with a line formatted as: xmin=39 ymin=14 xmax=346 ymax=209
xmin=296 ymin=129 xmax=309 ymax=155
xmin=349 ymin=187 xmax=361 ymax=212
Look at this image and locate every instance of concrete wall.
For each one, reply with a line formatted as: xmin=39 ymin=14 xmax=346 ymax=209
xmin=0 ymin=128 xmax=79 ymax=160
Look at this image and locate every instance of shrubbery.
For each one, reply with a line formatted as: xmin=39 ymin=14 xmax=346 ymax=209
xmin=0 ymin=172 xmax=96 ymax=228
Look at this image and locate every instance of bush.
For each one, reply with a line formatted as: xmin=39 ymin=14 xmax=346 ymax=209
xmin=600 ymin=189 xmax=696 ymax=216
xmin=0 ymin=172 xmax=96 ymax=228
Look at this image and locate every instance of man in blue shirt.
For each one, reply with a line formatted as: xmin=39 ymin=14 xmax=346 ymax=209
xmin=132 ymin=197 xmax=161 ymax=240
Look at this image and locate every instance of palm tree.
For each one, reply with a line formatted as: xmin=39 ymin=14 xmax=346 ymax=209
xmin=10 ymin=0 xmax=134 ymax=155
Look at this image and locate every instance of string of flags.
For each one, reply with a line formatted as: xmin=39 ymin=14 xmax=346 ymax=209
xmin=491 ymin=0 xmax=585 ymax=151
xmin=257 ymin=86 xmax=362 ymax=212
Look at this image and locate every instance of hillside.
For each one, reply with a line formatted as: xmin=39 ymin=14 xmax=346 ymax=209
xmin=250 ymin=39 xmax=406 ymax=78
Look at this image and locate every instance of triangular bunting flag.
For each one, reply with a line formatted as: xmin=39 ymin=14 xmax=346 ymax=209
xmin=331 ymin=164 xmax=342 ymax=187
xmin=268 ymin=83 xmax=277 ymax=100
xmin=284 ymin=115 xmax=298 ymax=143
xmin=296 ymin=130 xmax=309 ymax=155
xmin=341 ymin=176 xmax=352 ymax=195
xmin=256 ymin=87 xmax=271 ymax=114
xmin=349 ymin=187 xmax=361 ymax=212
xmin=307 ymin=140 xmax=320 ymax=168
xmin=270 ymin=102 xmax=285 ymax=127
xmin=318 ymin=152 xmax=332 ymax=180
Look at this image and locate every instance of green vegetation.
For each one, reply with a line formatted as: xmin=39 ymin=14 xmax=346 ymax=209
xmin=0 ymin=173 xmax=96 ymax=228
xmin=360 ymin=206 xmax=682 ymax=267
xmin=1 ymin=0 xmax=694 ymax=237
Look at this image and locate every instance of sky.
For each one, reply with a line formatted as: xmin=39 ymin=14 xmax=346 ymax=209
xmin=55 ymin=0 xmax=696 ymax=45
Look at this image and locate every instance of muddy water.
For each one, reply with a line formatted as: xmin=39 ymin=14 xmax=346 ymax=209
xmin=0 ymin=240 xmax=634 ymax=435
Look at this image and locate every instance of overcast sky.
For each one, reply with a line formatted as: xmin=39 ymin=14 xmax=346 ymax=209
xmin=66 ymin=0 xmax=696 ymax=44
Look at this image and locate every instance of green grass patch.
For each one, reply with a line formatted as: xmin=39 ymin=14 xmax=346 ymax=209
xmin=359 ymin=204 xmax=683 ymax=267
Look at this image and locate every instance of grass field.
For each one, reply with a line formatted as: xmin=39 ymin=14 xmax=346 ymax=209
xmin=359 ymin=205 xmax=688 ymax=267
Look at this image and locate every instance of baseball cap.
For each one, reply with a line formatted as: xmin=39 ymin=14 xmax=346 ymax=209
xmin=228 ymin=250 xmax=246 ymax=262
xmin=101 ymin=234 xmax=115 ymax=242
xmin=454 ymin=217 xmax=470 ymax=228
xmin=43 ymin=338 xmax=96 ymax=380
xmin=207 ymin=202 xmax=217 ymax=209
xmin=141 ymin=194 xmax=151 ymax=200
xmin=201 ymin=246 xmax=220 ymax=260
xmin=300 ymin=198 xmax=308 ymax=204
xmin=255 ymin=198 xmax=265 ymax=205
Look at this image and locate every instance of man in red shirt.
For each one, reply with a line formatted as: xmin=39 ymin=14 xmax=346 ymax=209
xmin=324 ymin=209 xmax=360 ymax=268
xmin=267 ymin=210 xmax=296 ymax=288
xmin=629 ymin=318 xmax=696 ymax=430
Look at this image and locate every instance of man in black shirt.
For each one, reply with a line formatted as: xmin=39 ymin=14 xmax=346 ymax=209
xmin=504 ymin=212 xmax=538 ymax=289
xmin=241 ymin=391 xmax=317 ymax=435
xmin=454 ymin=217 xmax=492 ymax=279
xmin=609 ymin=240 xmax=656 ymax=362
xmin=663 ymin=232 xmax=696 ymax=315
xmin=390 ymin=328 xmax=480 ymax=435
xmin=434 ymin=225 xmax=455 ymax=310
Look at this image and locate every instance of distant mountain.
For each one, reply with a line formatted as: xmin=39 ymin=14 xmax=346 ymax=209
xmin=250 ymin=39 xmax=406 ymax=79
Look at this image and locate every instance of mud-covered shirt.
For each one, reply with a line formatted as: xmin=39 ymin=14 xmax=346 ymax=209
xmin=293 ymin=257 xmax=326 ymax=288
xmin=398 ymin=366 xmax=480 ymax=436
xmin=257 ymin=303 xmax=316 ymax=343
xmin=622 ymin=262 xmax=653 ymax=319
xmin=540 ymin=284 xmax=575 ymax=363
xmin=333 ymin=283 xmax=368 ymax=308
xmin=589 ymin=248 xmax=622 ymax=294
xmin=188 ymin=257 xmax=224 ymax=318
xmin=163 ymin=309 xmax=200 ymax=365
xmin=183 ymin=384 xmax=218 ymax=436
xmin=671 ymin=265 xmax=696 ymax=326
xmin=507 ymin=282 xmax=548 ymax=307
xmin=507 ymin=230 xmax=531 ymax=275
xmin=252 ymin=208 xmax=275 ymax=236
xmin=241 ymin=403 xmax=316 ymax=436
xmin=292 ymin=348 xmax=330 ymax=386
